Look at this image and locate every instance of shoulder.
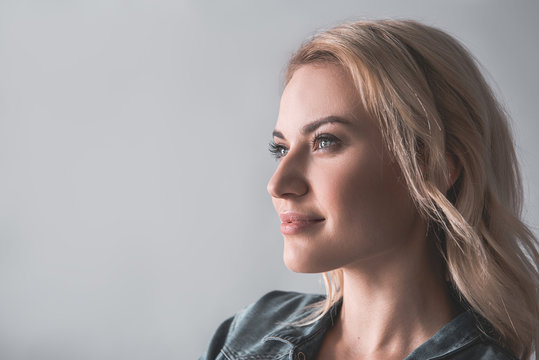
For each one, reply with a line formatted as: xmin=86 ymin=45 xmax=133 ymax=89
xmin=233 ymin=290 xmax=324 ymax=325
xmin=200 ymin=290 xmax=324 ymax=360
xmin=228 ymin=290 xmax=324 ymax=340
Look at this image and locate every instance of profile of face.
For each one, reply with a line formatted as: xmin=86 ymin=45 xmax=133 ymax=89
xmin=267 ymin=64 xmax=427 ymax=273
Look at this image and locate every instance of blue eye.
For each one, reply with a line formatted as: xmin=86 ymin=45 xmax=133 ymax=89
xmin=269 ymin=141 xmax=288 ymax=160
xmin=313 ymin=133 xmax=340 ymax=151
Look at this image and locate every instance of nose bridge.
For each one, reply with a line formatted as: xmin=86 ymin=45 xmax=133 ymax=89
xmin=267 ymin=146 xmax=309 ymax=198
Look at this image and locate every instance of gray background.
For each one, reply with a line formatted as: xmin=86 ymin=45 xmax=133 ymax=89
xmin=0 ymin=0 xmax=537 ymax=359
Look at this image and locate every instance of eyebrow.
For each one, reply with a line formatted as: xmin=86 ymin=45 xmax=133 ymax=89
xmin=272 ymin=116 xmax=352 ymax=140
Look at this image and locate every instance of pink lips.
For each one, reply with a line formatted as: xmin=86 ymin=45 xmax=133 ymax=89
xmin=279 ymin=212 xmax=325 ymax=235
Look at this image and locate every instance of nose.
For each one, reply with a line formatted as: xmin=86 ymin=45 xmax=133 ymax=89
xmin=267 ymin=151 xmax=309 ymax=199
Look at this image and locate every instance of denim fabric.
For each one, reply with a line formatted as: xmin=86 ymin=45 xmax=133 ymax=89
xmin=200 ymin=291 xmax=518 ymax=360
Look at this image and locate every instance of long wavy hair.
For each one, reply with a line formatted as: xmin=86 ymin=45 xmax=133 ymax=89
xmin=285 ymin=19 xmax=539 ymax=359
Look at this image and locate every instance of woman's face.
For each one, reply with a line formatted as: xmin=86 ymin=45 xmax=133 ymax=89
xmin=267 ymin=64 xmax=427 ymax=273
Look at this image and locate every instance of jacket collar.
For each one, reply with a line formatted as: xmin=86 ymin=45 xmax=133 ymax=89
xmin=264 ymin=298 xmax=339 ymax=345
xmin=404 ymin=310 xmax=481 ymax=359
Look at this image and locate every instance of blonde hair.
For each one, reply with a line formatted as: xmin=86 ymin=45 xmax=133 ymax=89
xmin=285 ymin=19 xmax=539 ymax=358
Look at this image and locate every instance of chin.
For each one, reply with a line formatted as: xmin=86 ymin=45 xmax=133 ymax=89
xmin=282 ymin=244 xmax=335 ymax=274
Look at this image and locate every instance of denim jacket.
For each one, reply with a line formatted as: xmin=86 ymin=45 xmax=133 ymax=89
xmin=200 ymin=291 xmax=518 ymax=360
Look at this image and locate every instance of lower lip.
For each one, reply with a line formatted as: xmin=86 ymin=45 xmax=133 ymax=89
xmin=280 ymin=219 xmax=324 ymax=235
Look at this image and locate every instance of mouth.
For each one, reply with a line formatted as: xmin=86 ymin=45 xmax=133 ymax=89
xmin=279 ymin=212 xmax=325 ymax=235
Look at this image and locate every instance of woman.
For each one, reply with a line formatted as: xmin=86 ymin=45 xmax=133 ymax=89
xmin=201 ymin=19 xmax=538 ymax=359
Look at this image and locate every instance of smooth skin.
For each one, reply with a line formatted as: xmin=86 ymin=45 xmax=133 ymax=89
xmin=267 ymin=64 xmax=460 ymax=360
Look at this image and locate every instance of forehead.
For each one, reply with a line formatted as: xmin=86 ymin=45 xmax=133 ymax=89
xmin=277 ymin=64 xmax=362 ymax=129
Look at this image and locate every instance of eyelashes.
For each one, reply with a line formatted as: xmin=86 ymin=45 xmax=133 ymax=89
xmin=268 ymin=141 xmax=288 ymax=160
xmin=269 ymin=132 xmax=341 ymax=160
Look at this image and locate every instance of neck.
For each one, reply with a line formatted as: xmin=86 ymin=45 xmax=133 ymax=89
xmin=329 ymin=234 xmax=460 ymax=358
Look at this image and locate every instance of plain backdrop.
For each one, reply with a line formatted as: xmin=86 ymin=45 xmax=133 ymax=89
xmin=0 ymin=0 xmax=538 ymax=359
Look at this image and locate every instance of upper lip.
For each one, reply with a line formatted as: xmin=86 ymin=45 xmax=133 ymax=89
xmin=279 ymin=212 xmax=325 ymax=223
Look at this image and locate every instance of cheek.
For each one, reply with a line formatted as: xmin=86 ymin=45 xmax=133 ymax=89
xmin=334 ymin=161 xmax=385 ymax=227
xmin=322 ymin=154 xmax=418 ymax=245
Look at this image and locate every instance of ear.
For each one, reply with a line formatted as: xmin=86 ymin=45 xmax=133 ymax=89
xmin=444 ymin=154 xmax=461 ymax=193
